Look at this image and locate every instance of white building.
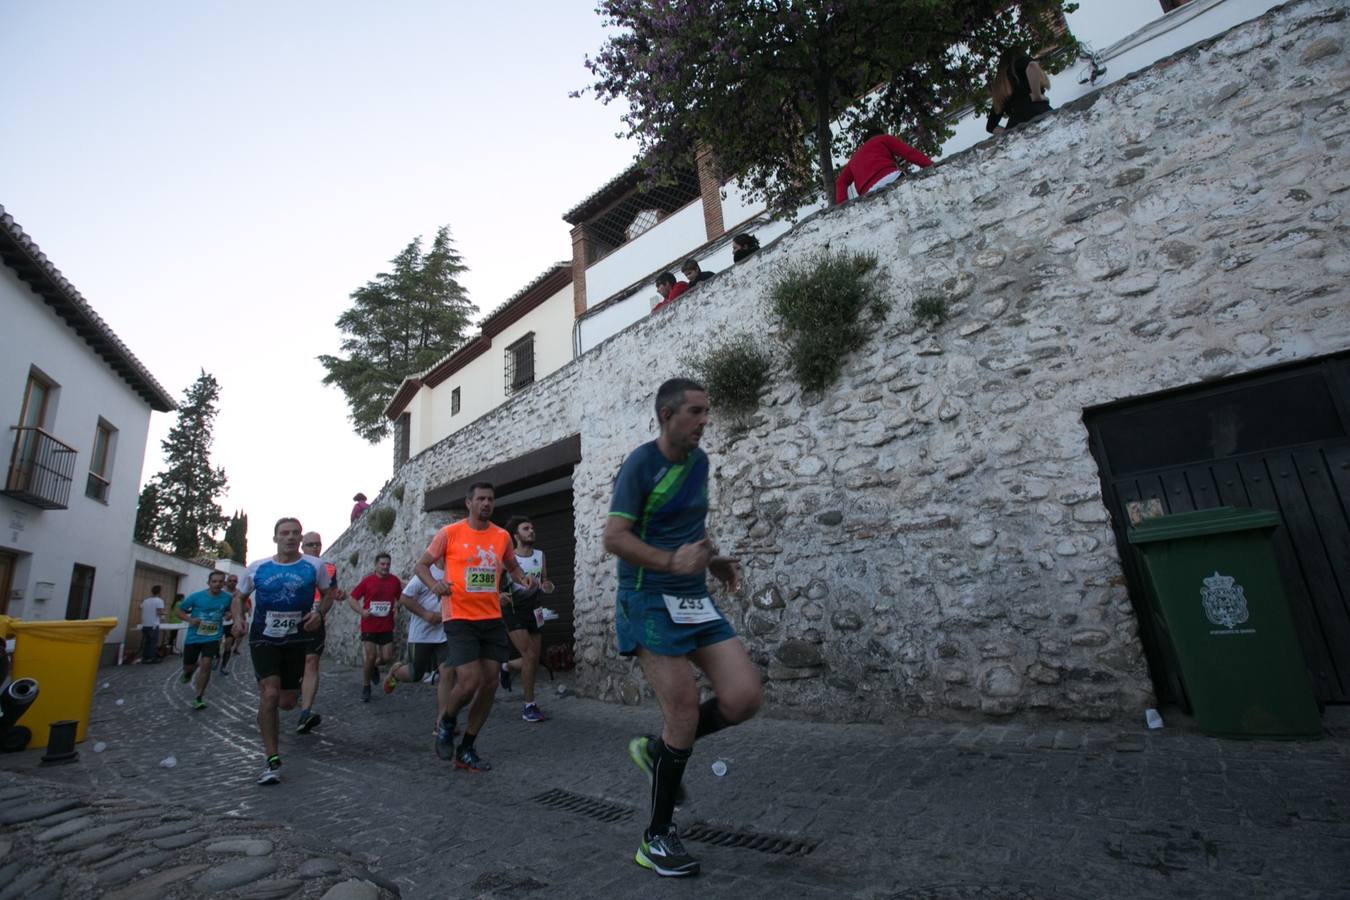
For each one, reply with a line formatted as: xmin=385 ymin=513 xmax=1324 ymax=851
xmin=0 ymin=206 xmax=177 ymax=664
xmin=383 ymin=263 xmax=574 ymax=462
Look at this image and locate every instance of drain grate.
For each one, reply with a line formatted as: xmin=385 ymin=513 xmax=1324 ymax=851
xmin=681 ymin=823 xmax=817 ymax=857
xmin=531 ymin=789 xmax=816 ymax=856
xmin=532 ymin=788 xmax=635 ymax=823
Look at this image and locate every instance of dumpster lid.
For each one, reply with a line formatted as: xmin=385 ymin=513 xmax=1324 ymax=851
xmin=1127 ymin=506 xmax=1281 ymax=544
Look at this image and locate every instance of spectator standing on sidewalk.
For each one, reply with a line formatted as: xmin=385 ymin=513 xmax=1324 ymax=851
xmin=139 ymin=585 xmax=165 ymax=664
xmin=349 ymin=552 xmax=401 ymax=702
xmin=834 ymin=128 xmax=934 ymax=204
xmin=177 ymin=571 xmax=231 ymax=709
xmin=604 ymin=377 xmax=762 ymax=878
xmin=986 ymin=49 xmax=1052 ymax=135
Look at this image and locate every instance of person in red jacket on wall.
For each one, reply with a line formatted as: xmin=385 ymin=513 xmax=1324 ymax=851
xmin=652 ymin=272 xmax=689 ymax=312
xmin=834 ymin=128 xmax=934 ymax=204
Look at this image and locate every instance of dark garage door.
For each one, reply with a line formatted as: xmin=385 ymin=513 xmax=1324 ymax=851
xmin=1086 ymin=353 xmax=1350 ymax=705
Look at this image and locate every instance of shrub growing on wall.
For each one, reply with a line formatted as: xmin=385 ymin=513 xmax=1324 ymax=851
xmin=366 ymin=506 xmax=396 ymax=536
xmin=769 ymin=250 xmax=886 ymax=392
xmin=688 ymin=334 xmax=772 ymax=415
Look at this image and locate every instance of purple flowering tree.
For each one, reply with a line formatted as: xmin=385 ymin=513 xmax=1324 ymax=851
xmin=580 ymin=0 xmax=1077 ymax=212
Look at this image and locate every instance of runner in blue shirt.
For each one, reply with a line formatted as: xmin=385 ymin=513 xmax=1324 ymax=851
xmin=604 ymin=377 xmax=762 ymax=878
xmin=232 ymin=516 xmax=331 ymax=785
xmin=177 ymin=571 xmax=232 ymax=710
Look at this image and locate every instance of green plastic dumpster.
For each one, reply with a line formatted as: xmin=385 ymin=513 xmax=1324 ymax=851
xmin=1127 ymin=507 xmax=1321 ymax=739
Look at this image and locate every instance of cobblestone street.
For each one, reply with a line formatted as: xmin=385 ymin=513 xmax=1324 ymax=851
xmin=2 ymin=655 xmax=1348 ymax=898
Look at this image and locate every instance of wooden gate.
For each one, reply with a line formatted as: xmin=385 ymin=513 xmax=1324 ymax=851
xmin=1086 ymin=353 xmax=1350 ymax=705
xmin=126 ymin=564 xmax=180 ymax=657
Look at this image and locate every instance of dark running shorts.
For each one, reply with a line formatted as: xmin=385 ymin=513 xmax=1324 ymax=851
xmin=615 ymin=589 xmax=736 ymax=657
xmin=442 ymin=619 xmax=510 ymax=667
xmin=182 ymin=640 xmax=219 ymax=666
xmin=408 ymin=641 xmax=450 ymax=680
xmin=250 ymin=642 xmax=308 ymax=690
xmin=302 ymin=621 xmax=325 ymax=657
xmin=502 ymin=596 xmax=541 ymax=634
xmin=361 ymin=631 xmax=394 ymax=646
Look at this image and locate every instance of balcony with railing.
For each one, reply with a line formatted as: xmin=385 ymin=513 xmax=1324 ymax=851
xmin=3 ymin=426 xmax=76 ymax=509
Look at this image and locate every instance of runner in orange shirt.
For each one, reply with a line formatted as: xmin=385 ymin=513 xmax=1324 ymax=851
xmin=414 ymin=481 xmax=533 ymax=772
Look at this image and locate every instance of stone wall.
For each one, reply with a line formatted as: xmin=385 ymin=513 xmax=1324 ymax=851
xmin=328 ymin=0 xmax=1350 ymax=721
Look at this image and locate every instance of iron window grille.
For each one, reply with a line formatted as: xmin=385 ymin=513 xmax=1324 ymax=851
xmin=451 ymin=387 xmax=461 ymax=416
xmin=505 ymin=333 xmax=536 ymax=395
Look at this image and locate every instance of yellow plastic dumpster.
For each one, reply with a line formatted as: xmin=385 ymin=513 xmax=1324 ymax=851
xmin=0 ymin=616 xmax=118 ymax=748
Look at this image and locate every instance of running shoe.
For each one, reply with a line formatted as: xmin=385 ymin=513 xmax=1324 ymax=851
xmin=256 ymin=755 xmax=282 ymax=786
xmin=218 ymin=667 xmax=229 ymax=676
xmin=361 ymin=683 xmax=371 ymax=703
xmin=383 ymin=672 xmax=398 ymax=694
xmin=435 ymin=719 xmax=457 ymax=760
xmin=628 ymin=736 xmax=687 ymax=804
xmin=635 ymin=826 xmax=699 ymax=877
xmin=499 ymin=663 xmax=512 ymax=692
xmin=179 ymin=673 xmax=190 ymax=684
xmin=522 ymin=702 xmax=546 ymax=723
xmin=191 ymin=697 xmax=207 ymax=710
xmin=296 ymin=710 xmax=322 ymax=734
xmin=454 ymin=746 xmax=492 ymax=772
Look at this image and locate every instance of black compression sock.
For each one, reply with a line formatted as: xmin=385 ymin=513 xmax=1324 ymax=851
xmin=695 ymin=696 xmax=731 ymax=739
xmin=459 ymin=731 xmax=477 ymax=752
xmin=648 ymin=742 xmax=691 ymax=836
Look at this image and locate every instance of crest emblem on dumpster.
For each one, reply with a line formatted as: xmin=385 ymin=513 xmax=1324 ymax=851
xmin=1200 ymin=571 xmax=1249 ymax=629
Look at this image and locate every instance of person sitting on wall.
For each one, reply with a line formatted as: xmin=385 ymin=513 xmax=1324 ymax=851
xmin=834 ymin=127 xmax=934 ymax=204
xmin=680 ymin=259 xmax=715 ymax=288
xmin=731 ymin=234 xmax=759 ymax=263
xmin=652 ymin=272 xmax=689 ymax=312
xmin=351 ymin=493 xmax=369 ymax=523
xmin=985 ymin=49 xmax=1052 ymax=135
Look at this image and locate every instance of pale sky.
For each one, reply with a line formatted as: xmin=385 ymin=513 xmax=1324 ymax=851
xmin=0 ymin=1 xmax=1158 ymax=559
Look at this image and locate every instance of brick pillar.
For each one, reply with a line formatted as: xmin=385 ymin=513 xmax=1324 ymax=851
xmin=695 ymin=144 xmax=725 ymax=241
xmin=570 ymin=224 xmax=589 ymax=317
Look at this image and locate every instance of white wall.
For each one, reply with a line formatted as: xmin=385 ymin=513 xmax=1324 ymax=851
xmin=0 ymin=266 xmax=156 ymax=647
xmin=938 ymin=0 xmax=1283 ymax=158
xmin=574 ymin=0 xmax=1283 ymax=358
xmin=406 ymin=282 xmax=575 ymax=457
xmin=130 ymin=543 xmax=218 ymax=597
xmin=583 ymin=198 xmax=710 ymax=310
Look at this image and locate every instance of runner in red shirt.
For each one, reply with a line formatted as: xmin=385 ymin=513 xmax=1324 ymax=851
xmin=348 ymin=552 xmax=402 ymax=703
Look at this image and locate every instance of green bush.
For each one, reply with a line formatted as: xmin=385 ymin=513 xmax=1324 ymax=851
xmin=392 ymin=483 xmax=405 ymax=503
xmin=768 ymin=250 xmax=886 ymax=392
xmin=367 ymin=506 xmax=396 ymax=536
xmin=688 ymin=334 xmax=772 ymax=414
xmin=913 ymin=295 xmax=949 ymax=325
xmin=348 ymin=551 xmax=360 ymax=568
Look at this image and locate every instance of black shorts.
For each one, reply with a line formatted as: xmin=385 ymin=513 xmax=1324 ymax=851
xmin=408 ymin=642 xmax=450 ymax=680
xmin=361 ymin=632 xmax=394 ymax=646
xmin=302 ymin=621 xmax=325 ymax=657
xmin=502 ymin=597 xmax=541 ymax=634
xmin=443 ymin=619 xmax=510 ymax=667
xmin=250 ymin=642 xmax=308 ymax=690
xmin=182 ymin=641 xmax=219 ymax=666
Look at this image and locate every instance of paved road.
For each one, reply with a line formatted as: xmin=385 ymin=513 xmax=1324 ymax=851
xmin=2 ymin=654 xmax=1348 ymax=899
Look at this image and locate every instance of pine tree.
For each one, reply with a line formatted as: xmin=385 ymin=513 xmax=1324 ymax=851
xmin=319 ymin=226 xmax=475 ymax=442
xmin=144 ymin=372 xmax=229 ymax=558
xmin=223 ymin=510 xmax=248 ymax=564
xmin=134 ymin=482 xmax=161 ymax=546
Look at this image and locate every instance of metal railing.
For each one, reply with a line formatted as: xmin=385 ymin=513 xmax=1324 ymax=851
xmin=3 ymin=426 xmax=76 ymax=509
xmin=86 ymin=470 xmax=111 ymax=503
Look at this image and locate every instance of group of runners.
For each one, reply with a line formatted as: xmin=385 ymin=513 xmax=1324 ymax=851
xmin=179 ymin=378 xmax=757 ymax=877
